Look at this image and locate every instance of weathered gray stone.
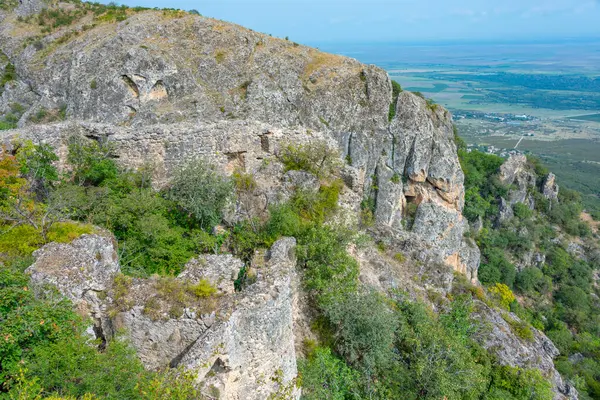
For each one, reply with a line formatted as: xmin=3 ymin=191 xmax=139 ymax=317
xmin=179 ymin=238 xmax=299 ymax=400
xmin=180 ymin=254 xmax=243 ymax=295
xmin=28 ymin=233 xmax=299 ymax=399
xmin=497 ymin=197 xmax=514 ymax=225
xmin=499 ymin=155 xmax=537 ymax=205
xmin=542 ymin=173 xmax=559 ymax=201
xmin=473 ymin=302 xmax=577 ymax=400
xmin=26 ymin=233 xmax=120 ymax=342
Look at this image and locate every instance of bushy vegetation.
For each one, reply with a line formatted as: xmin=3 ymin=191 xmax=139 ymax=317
xmin=0 ymin=260 xmax=201 ymax=398
xmin=0 ymin=138 xmax=227 ymax=397
xmin=0 ymin=132 xmax=566 ymax=399
xmin=0 ymin=63 xmax=16 ymax=91
xmin=278 ymin=140 xmax=342 ymax=179
xmin=226 ymin=142 xmax=555 ymax=399
xmin=458 ymin=133 xmax=600 ymax=399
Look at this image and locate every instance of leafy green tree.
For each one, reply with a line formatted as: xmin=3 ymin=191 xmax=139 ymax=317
xmin=166 ymin=158 xmax=233 ymax=230
xmin=516 ymin=267 xmax=551 ymax=295
xmin=278 ymin=140 xmax=342 ymax=179
xmin=487 ymin=365 xmax=553 ymax=400
xmin=390 ymin=299 xmax=489 ymax=400
xmin=16 ymin=140 xmax=59 ymax=199
xmin=464 ymin=187 xmax=489 ymax=222
xmin=67 ymin=136 xmax=119 ymax=186
xmin=323 ymin=290 xmax=397 ymax=375
xmin=513 ymin=202 xmax=533 ymax=220
xmin=544 ymin=247 xmax=571 ymax=283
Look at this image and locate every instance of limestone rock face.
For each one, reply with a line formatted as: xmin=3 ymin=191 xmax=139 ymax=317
xmin=499 ymin=155 xmax=537 ymax=206
xmin=179 ymin=238 xmax=299 ymax=400
xmin=543 ymin=173 xmax=559 ymax=201
xmin=26 ymin=234 xmax=120 ymax=340
xmin=180 ymin=254 xmax=243 ymax=295
xmin=473 ymin=302 xmax=578 ymax=400
xmin=497 ymin=197 xmax=515 ymax=225
xmin=27 ymin=232 xmax=299 ymax=399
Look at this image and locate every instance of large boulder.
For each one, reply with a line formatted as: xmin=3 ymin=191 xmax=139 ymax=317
xmin=26 ymin=233 xmax=120 ymax=341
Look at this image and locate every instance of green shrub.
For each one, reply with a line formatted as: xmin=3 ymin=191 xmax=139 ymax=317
xmin=67 ymin=135 xmax=119 ymax=186
xmin=390 ymin=298 xmax=490 ymax=399
xmin=232 ymin=168 xmax=257 ymax=192
xmin=166 ymin=158 xmax=233 ymax=230
xmin=278 ymin=140 xmax=341 ymax=179
xmin=323 ymin=290 xmax=397 ymax=372
xmin=488 ymin=283 xmax=516 ymax=310
xmin=298 ymin=347 xmax=360 ymax=400
xmin=515 ymin=267 xmax=551 ymax=295
xmin=393 ymin=252 xmax=405 ymax=263
xmin=290 ymin=180 xmax=342 ymax=224
xmin=189 ymin=278 xmax=217 ymax=298
xmin=426 ymin=98 xmax=439 ymax=111
xmin=504 ymin=314 xmax=535 ymax=342
xmin=488 ymin=365 xmax=553 ymax=400
xmin=1 ymin=63 xmax=17 ymax=89
xmin=513 ymin=202 xmax=533 ymax=220
xmin=46 ymin=222 xmax=93 ymax=243
xmin=0 ymin=224 xmax=43 ymax=259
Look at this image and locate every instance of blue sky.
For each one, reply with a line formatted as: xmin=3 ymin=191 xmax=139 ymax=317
xmin=106 ymin=0 xmax=600 ymax=44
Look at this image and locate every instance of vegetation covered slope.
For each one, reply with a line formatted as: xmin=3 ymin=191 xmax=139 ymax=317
xmin=0 ymin=1 xmax=596 ymax=399
xmin=1 ymin=137 xmax=560 ymax=400
xmin=456 ymin=134 xmax=600 ymax=400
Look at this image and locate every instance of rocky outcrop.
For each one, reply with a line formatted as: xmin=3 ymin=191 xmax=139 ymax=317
xmin=497 ymin=155 xmax=560 ymax=221
xmin=27 ymin=233 xmax=300 ymax=399
xmin=473 ymin=302 xmax=577 ymax=400
xmin=543 ymin=173 xmax=559 ymax=201
xmin=497 ymin=197 xmax=514 ymax=225
xmin=499 ymin=154 xmax=536 ymax=207
xmin=4 ymin=5 xmax=582 ymax=398
xmin=179 ymin=238 xmax=299 ymax=399
xmin=26 ymin=233 xmax=119 ymax=342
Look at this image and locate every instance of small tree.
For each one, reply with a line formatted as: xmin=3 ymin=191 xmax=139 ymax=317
xmin=166 ymin=158 xmax=233 ymax=230
xmin=15 ymin=140 xmax=58 ymax=200
xmin=67 ymin=135 xmax=118 ymax=186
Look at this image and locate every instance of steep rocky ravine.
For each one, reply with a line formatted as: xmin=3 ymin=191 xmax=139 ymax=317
xmin=0 ymin=1 xmax=582 ymax=399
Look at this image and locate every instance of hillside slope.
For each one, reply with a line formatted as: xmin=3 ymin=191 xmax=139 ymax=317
xmin=0 ymin=1 xmax=590 ymax=399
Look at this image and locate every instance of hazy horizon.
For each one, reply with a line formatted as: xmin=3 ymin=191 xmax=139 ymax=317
xmin=101 ymin=0 xmax=600 ymax=44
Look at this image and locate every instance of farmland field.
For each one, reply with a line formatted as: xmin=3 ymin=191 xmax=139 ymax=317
xmin=568 ymin=113 xmax=600 ymax=122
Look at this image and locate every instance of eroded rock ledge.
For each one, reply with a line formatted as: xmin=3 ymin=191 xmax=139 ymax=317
xmin=27 ymin=234 xmax=299 ymax=399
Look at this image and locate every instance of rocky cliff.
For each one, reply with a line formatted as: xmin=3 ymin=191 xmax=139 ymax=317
xmin=0 ymin=1 xmax=577 ymax=399
xmin=0 ymin=0 xmax=468 ymax=277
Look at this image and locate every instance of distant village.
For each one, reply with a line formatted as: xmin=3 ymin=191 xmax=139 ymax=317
xmin=453 ymin=110 xmax=538 ymax=123
xmin=466 ymin=143 xmax=524 ymax=159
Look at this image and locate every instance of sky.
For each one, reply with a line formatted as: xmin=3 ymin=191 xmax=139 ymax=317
xmin=104 ymin=0 xmax=600 ymax=45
